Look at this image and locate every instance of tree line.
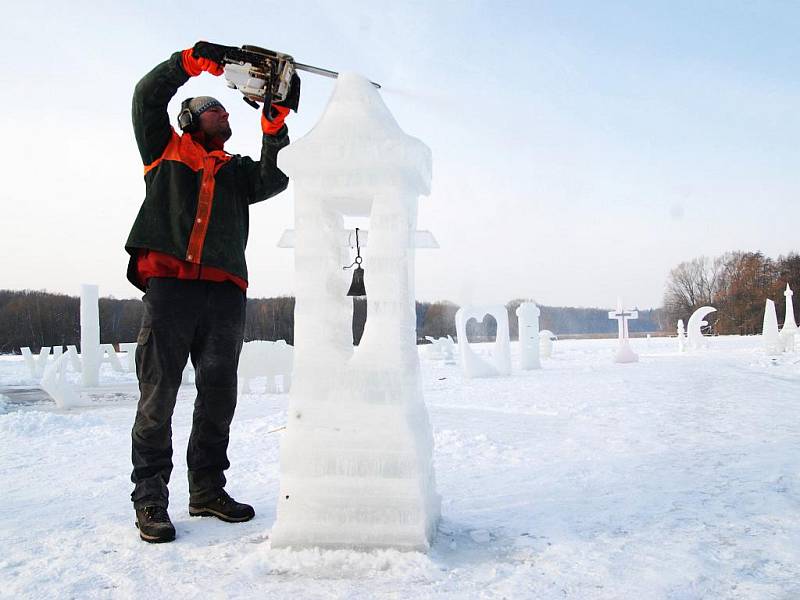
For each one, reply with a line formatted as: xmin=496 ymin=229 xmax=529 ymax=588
xmin=0 ymin=289 xmax=665 ymax=354
xmin=663 ymin=251 xmax=800 ymax=335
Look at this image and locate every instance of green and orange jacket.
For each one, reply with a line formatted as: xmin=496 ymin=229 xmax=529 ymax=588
xmin=125 ymin=51 xmax=289 ymax=291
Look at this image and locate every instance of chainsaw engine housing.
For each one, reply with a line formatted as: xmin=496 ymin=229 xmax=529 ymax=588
xmin=222 ymin=45 xmax=296 ymax=105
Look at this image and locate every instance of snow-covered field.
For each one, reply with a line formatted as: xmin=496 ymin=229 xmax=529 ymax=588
xmin=1 ymin=336 xmax=799 ymax=599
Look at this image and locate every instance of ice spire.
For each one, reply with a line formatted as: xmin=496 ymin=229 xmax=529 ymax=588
xmin=763 ymin=299 xmax=782 ymax=355
xmin=780 ymin=284 xmax=797 ymax=352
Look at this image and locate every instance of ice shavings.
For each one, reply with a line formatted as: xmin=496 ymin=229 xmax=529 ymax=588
xmin=0 ymin=410 xmax=104 ymax=436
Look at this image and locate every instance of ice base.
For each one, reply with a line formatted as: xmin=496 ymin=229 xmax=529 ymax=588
xmin=270 ymin=368 xmax=440 ymax=550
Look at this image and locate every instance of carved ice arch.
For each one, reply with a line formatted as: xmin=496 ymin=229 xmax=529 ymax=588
xmin=687 ymin=306 xmax=716 ymax=350
xmin=454 ymin=305 xmax=511 ymax=378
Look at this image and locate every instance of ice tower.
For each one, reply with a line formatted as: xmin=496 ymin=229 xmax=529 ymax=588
xmin=270 ymin=73 xmax=440 ymax=550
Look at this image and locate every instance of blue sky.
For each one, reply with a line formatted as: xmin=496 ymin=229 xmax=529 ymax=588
xmin=2 ymin=1 xmax=798 ymax=308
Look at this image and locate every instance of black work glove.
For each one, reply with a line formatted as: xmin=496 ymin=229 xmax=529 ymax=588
xmin=191 ymin=41 xmax=237 ymax=65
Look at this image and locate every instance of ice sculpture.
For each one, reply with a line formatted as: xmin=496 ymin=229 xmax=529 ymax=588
xmin=780 ymin=284 xmax=797 ymax=352
xmin=40 ymin=352 xmax=82 ymax=409
xmin=763 ymin=299 xmax=782 ymax=355
xmin=677 ymin=319 xmax=686 ymax=353
xmin=21 ymin=346 xmax=55 ymax=378
xmin=119 ymin=342 xmax=138 ymax=373
xmin=80 ymin=284 xmax=101 ymax=387
xmin=99 ymin=344 xmax=125 ymax=372
xmin=454 ymin=305 xmax=512 ymax=378
xmin=270 ymin=73 xmax=440 ymax=550
xmin=687 ymin=306 xmax=716 ymax=350
xmin=278 ymin=228 xmax=440 ymax=249
xmin=539 ymin=330 xmax=555 ymax=358
xmin=516 ymin=302 xmax=541 ymax=370
xmin=608 ymin=300 xmax=638 ymax=363
xmin=66 ymin=346 xmax=83 ymax=373
xmin=238 ymin=340 xmax=293 ymax=394
xmin=66 ymin=346 xmax=82 ymax=372
xmin=424 ymin=336 xmax=457 ymax=365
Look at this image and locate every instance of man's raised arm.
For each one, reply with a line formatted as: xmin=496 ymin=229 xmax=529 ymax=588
xmin=131 ymin=43 xmax=231 ymax=165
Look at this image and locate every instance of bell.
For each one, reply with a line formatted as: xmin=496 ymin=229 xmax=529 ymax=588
xmin=346 ymin=265 xmax=366 ymax=297
xmin=343 ymin=227 xmax=367 ymax=297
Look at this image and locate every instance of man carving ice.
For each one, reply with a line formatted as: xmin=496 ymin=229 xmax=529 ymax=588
xmin=124 ymin=42 xmax=299 ymax=543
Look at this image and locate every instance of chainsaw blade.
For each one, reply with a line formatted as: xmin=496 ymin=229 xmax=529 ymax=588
xmin=295 ymin=62 xmax=381 ymax=89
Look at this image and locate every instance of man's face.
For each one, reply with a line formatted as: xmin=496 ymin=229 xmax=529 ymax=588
xmin=198 ymin=106 xmax=232 ymax=142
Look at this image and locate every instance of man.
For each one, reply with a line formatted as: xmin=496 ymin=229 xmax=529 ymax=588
xmin=125 ymin=42 xmax=299 ymax=543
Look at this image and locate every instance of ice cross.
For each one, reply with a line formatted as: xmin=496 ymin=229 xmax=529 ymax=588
xmin=608 ymin=299 xmax=639 ymax=363
xmin=608 ymin=300 xmax=638 ymax=341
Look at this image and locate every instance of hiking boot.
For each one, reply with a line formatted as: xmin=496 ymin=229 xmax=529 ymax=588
xmin=135 ymin=505 xmax=176 ymax=543
xmin=189 ymin=490 xmax=255 ymax=523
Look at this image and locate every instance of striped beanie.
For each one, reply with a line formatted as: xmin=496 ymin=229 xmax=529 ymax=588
xmin=187 ymin=96 xmax=224 ymax=117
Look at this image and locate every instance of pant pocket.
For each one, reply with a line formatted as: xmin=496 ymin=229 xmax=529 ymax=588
xmin=137 ymin=327 xmax=152 ymax=346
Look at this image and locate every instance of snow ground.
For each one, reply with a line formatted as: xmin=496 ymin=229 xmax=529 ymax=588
xmin=1 ymin=336 xmax=799 ymax=599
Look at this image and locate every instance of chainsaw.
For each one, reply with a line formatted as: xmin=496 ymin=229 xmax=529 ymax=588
xmin=221 ymin=45 xmax=381 ymax=109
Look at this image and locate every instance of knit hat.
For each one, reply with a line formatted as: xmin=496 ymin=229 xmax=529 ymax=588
xmin=187 ymin=96 xmax=224 ymax=116
xmin=178 ymin=96 xmax=225 ymax=131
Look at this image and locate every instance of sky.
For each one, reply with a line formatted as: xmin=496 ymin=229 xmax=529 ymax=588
xmin=1 ymin=0 xmax=799 ymax=309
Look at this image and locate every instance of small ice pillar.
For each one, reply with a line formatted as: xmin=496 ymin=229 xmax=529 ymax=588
xmin=80 ymin=284 xmax=101 ymax=387
xmin=539 ymin=330 xmax=555 ymax=358
xmin=677 ymin=319 xmax=686 ymax=353
xmin=763 ymin=299 xmax=782 ymax=355
xmin=608 ymin=299 xmax=638 ymax=363
xmin=516 ymin=302 xmax=541 ymax=370
xmin=270 ymin=73 xmax=439 ymax=550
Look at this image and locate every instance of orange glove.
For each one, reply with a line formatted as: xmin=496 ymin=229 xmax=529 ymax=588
xmin=260 ymin=73 xmax=300 ymax=135
xmin=261 ymin=105 xmax=291 ymax=135
xmin=181 ymin=41 xmax=233 ymax=77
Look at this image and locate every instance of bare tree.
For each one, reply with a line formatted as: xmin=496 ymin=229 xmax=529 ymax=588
xmin=663 ymin=256 xmax=723 ymax=326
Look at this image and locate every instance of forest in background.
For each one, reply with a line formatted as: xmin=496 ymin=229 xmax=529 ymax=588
xmin=663 ymin=251 xmax=800 ymax=335
xmin=3 ymin=249 xmax=794 ymax=354
xmin=0 ymin=290 xmax=663 ymax=354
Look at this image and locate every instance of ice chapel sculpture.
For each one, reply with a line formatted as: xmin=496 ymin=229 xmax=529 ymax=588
xmin=269 ymin=73 xmax=440 ymax=550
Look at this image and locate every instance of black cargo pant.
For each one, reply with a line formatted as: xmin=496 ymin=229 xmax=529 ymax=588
xmin=130 ymin=278 xmax=246 ymax=509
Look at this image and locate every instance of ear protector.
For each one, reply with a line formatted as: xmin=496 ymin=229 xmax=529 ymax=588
xmin=177 ymin=98 xmax=197 ymax=132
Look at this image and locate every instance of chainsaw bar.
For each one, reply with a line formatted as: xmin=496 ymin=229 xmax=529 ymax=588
xmin=222 ymin=45 xmax=381 ymax=107
xmin=294 ymin=62 xmax=381 ymax=89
